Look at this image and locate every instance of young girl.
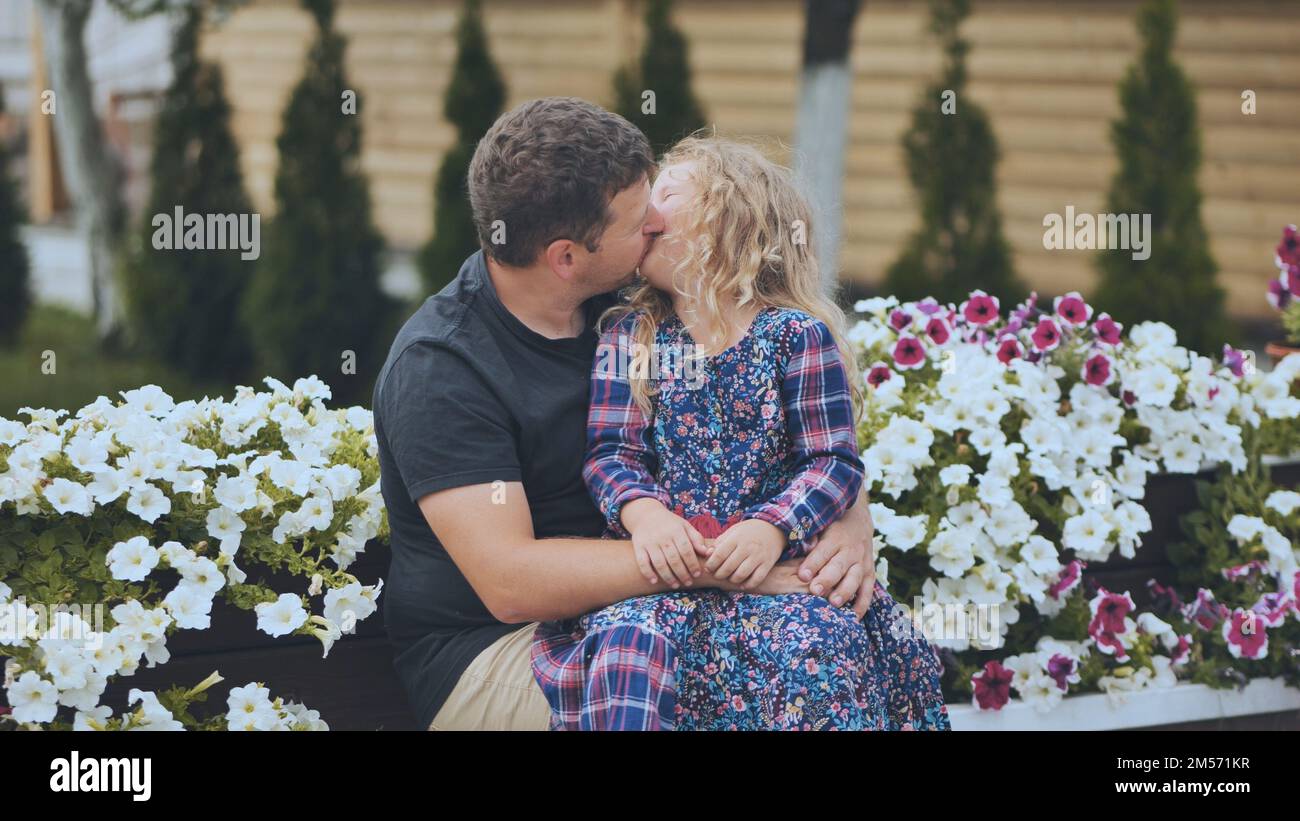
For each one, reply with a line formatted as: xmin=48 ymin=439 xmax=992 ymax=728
xmin=531 ymin=137 xmax=950 ymax=731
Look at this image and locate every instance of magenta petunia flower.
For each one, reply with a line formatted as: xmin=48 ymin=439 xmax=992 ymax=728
xmin=1083 ymin=353 xmax=1113 ymax=387
xmin=892 ymin=335 xmax=926 ymax=370
xmin=1054 ymin=291 xmax=1093 ymax=327
xmin=960 ymin=290 xmax=1000 ymax=327
xmin=1223 ymin=609 xmax=1269 ymax=660
xmin=1030 ymin=317 xmax=1062 ymax=352
xmin=1268 ymin=278 xmax=1292 ymax=311
xmin=1121 ymin=389 xmax=1136 ymax=407
xmin=1046 ymin=653 xmax=1079 ymax=692
xmin=1047 ymin=560 xmax=1085 ymax=601
xmin=1221 ymin=345 xmax=1248 ymax=379
xmin=1092 ymin=312 xmax=1123 ymax=346
xmin=1088 ymin=587 xmax=1135 ymax=661
xmin=1251 ymin=591 xmax=1293 ymax=628
xmin=866 ymin=361 xmax=893 ymax=387
xmin=915 ymin=297 xmax=943 ymax=316
xmin=889 ymin=309 xmax=913 ymax=331
xmin=1277 ymin=224 xmax=1300 ymax=268
xmin=1089 ymin=587 xmax=1135 ymax=635
xmin=1182 ymin=588 xmax=1230 ymax=632
xmin=1286 ymin=264 xmax=1300 ymax=296
xmin=925 ymin=316 xmax=951 ymax=345
xmin=1146 ymin=579 xmax=1184 ymax=612
xmin=1221 ymin=560 xmax=1268 ymax=582
xmin=972 ymin=660 xmax=1014 ymax=711
xmin=1170 ymin=634 xmax=1192 ymax=666
xmin=996 ymin=337 xmax=1022 ymax=365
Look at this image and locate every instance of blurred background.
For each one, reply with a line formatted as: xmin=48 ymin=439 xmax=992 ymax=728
xmin=0 ymin=0 xmax=1297 ymax=415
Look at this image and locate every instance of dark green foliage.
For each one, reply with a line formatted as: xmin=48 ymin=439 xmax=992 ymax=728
xmin=613 ymin=0 xmax=707 ymax=158
xmin=121 ymin=6 xmax=254 ymax=380
xmin=418 ymin=0 xmax=505 ymax=296
xmin=241 ymin=0 xmax=395 ymax=405
xmin=884 ymin=0 xmax=1024 ymax=307
xmin=1091 ymin=0 xmax=1232 ymax=355
xmin=0 ymin=86 xmax=32 ymax=347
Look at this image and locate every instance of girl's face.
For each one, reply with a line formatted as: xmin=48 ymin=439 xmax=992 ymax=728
xmin=638 ymin=161 xmax=699 ymax=292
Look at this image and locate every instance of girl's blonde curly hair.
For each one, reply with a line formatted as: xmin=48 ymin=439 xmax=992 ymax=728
xmin=602 ymin=134 xmax=863 ymax=420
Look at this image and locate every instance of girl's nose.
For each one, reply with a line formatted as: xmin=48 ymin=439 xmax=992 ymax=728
xmin=643 ymin=202 xmax=666 ymax=236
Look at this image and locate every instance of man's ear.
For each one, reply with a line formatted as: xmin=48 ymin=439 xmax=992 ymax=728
xmin=543 ymin=239 xmax=581 ymax=283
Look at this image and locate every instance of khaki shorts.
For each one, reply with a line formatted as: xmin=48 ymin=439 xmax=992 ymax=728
xmin=428 ymin=623 xmax=554 ymax=731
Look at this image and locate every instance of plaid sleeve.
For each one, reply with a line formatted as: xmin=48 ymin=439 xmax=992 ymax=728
xmin=744 ymin=315 xmax=864 ymax=552
xmin=583 ymin=321 xmax=671 ymax=535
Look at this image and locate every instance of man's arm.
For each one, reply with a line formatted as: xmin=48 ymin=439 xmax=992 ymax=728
xmin=420 ymin=481 xmax=731 ymax=624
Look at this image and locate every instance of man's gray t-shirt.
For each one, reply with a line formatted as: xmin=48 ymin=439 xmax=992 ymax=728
xmin=373 ymin=250 xmax=612 ymax=729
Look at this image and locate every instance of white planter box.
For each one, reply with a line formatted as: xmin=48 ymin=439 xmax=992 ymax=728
xmin=948 ymin=677 xmax=1300 ymax=731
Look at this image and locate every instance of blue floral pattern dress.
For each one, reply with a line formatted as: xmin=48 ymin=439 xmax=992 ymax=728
xmin=531 ymin=307 xmax=951 ymax=730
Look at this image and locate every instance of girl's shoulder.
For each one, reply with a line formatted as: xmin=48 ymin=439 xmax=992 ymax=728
xmin=754 ymin=307 xmax=834 ymax=353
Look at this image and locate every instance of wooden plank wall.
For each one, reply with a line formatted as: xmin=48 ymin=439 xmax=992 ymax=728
xmin=200 ymin=0 xmax=1300 ymax=319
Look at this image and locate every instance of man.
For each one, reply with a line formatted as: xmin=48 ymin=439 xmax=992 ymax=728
xmin=373 ymin=97 xmax=875 ymax=731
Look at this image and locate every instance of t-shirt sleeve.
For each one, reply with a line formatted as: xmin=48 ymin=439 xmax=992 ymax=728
xmin=378 ymin=341 xmax=521 ymax=504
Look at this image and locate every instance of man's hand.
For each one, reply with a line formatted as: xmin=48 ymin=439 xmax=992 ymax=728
xmin=798 ymin=488 xmax=877 ymax=619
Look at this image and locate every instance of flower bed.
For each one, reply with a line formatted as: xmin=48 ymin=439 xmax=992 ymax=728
xmin=850 ymin=288 xmax=1300 ymax=717
xmin=1 ymin=378 xmax=386 ymax=730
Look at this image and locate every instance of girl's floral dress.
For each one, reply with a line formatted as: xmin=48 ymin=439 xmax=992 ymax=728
xmin=531 ymin=306 xmax=951 ymax=731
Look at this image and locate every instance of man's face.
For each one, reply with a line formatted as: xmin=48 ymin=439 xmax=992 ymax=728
xmin=577 ymin=175 xmax=664 ymax=296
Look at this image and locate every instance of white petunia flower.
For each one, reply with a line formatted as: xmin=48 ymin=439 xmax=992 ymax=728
xmin=106 ymin=536 xmax=160 ymax=582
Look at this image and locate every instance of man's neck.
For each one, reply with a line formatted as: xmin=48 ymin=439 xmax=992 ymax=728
xmin=485 ymin=256 xmax=588 ymax=339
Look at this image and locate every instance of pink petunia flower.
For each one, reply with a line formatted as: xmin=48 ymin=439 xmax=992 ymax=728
xmin=889 ymin=309 xmax=913 ymax=331
xmin=866 ymin=361 xmax=893 ymax=388
xmin=1277 ymin=224 xmax=1300 ymax=268
xmin=925 ymin=316 xmax=951 ymax=345
xmin=1088 ymin=587 xmax=1135 ymax=661
xmin=996 ymin=337 xmax=1022 ymax=365
xmin=960 ymin=290 xmax=1000 ymax=327
xmin=1287 ymin=264 xmax=1300 ymax=297
xmin=892 ymin=335 xmax=926 ymax=370
xmin=1121 ymin=389 xmax=1137 ymax=407
xmin=915 ymin=297 xmax=943 ymax=316
xmin=1030 ymin=317 xmax=1062 ymax=352
xmin=1089 ymin=587 xmax=1135 ymax=635
xmin=1047 ymin=560 xmax=1085 ymax=601
xmin=1221 ymin=345 xmax=1248 ymax=379
xmin=972 ymin=660 xmax=1014 ymax=711
xmin=1251 ymin=591 xmax=1293 ymax=628
xmin=1221 ymin=560 xmax=1268 ymax=582
xmin=1268 ymin=278 xmax=1292 ymax=311
xmin=1092 ymin=312 xmax=1123 ymax=346
xmin=1083 ymin=353 xmax=1114 ymax=387
xmin=1054 ymin=291 xmax=1093 ymax=327
xmin=1170 ymin=634 xmax=1192 ymax=667
xmin=1182 ymin=588 xmax=1230 ymax=632
xmin=1222 ymin=609 xmax=1269 ymax=660
xmin=1046 ymin=654 xmax=1079 ymax=692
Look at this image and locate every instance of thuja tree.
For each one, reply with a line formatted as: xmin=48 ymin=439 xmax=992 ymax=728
xmin=884 ymin=0 xmax=1024 ymax=307
xmin=613 ymin=0 xmax=706 ymax=158
xmin=241 ymin=0 xmax=394 ymax=405
xmin=121 ymin=5 xmax=254 ymax=380
xmin=418 ymin=0 xmax=505 ymax=296
xmin=1091 ymin=0 xmax=1231 ymax=354
xmin=0 ymin=86 xmax=32 ymax=347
